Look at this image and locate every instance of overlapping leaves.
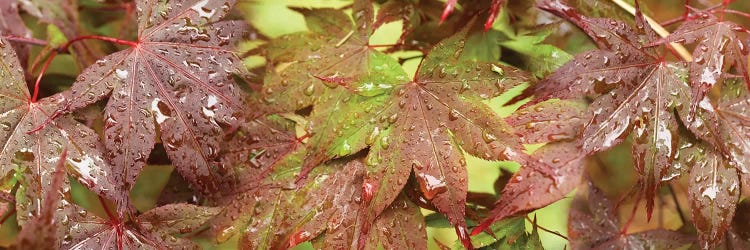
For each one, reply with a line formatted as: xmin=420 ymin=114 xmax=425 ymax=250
xmin=0 ymin=37 xmax=118 ymax=227
xmin=57 ymin=0 xmax=252 ymax=210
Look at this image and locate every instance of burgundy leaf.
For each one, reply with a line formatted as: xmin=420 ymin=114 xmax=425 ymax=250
xmin=513 ymin=0 xmax=660 ymax=105
xmin=15 ymin=149 xmax=67 ymax=249
xmin=0 ymin=38 xmax=118 ymax=223
xmin=679 ymin=79 xmax=750 ymax=203
xmin=688 ymin=145 xmax=740 ymax=249
xmin=655 ymin=11 xmax=749 ymax=120
xmin=217 ymin=116 xmax=303 ymax=197
xmin=473 ymin=141 xmax=586 ymax=235
xmin=211 ymin=158 xmax=370 ymax=249
xmin=362 ymin=26 xmax=531 ymax=249
xmin=364 ymin=194 xmax=427 ymax=249
xmin=506 ymin=99 xmax=586 ymax=144
xmin=58 ymin=0 xmax=252 ymax=208
xmin=530 ymin=0 xmax=692 ymax=219
xmin=60 ymin=202 xmax=217 ymax=249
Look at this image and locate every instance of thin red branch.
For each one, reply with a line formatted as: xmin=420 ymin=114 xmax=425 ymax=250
xmin=31 ymin=51 xmax=58 ymax=103
xmin=61 ymin=35 xmax=138 ymax=51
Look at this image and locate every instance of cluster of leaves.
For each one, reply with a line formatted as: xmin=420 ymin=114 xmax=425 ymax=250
xmin=2 ymin=0 xmax=750 ymax=249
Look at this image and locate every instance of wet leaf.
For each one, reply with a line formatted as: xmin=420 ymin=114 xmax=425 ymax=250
xmin=14 ymin=149 xmax=67 ymax=249
xmin=217 ymin=115 xmax=304 ymax=197
xmin=679 ymin=76 xmax=750 ymax=204
xmin=0 ymin=37 xmax=118 ymax=225
xmin=59 ymin=202 xmax=217 ymax=249
xmin=506 ymin=99 xmax=586 ymax=144
xmin=524 ymin=0 xmax=692 ymax=218
xmin=473 ymin=141 xmax=586 ymax=235
xmin=257 ymin=0 xmax=406 ymax=180
xmin=360 ymin=25 xmax=531 ymax=249
xmin=57 ymin=0 xmax=252 ymax=208
xmin=364 ymin=194 xmax=427 ymax=250
xmin=655 ymin=11 xmax=749 ymax=119
xmin=214 ymin=157 xmax=425 ymax=249
xmin=687 ymin=144 xmax=740 ymax=249
xmin=515 ymin=0 xmax=662 ymax=103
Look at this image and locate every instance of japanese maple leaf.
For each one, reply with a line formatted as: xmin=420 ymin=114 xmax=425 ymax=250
xmin=216 ymin=115 xmax=305 ymax=197
xmin=0 ymin=38 xmax=118 ymax=224
xmin=259 ymin=0 xmax=376 ymax=114
xmin=57 ymin=0 xmax=252 ymax=206
xmin=257 ymin=0 xmax=409 ymax=182
xmin=568 ymin=181 xmax=694 ymax=249
xmin=468 ymin=99 xmax=587 ymax=236
xmin=686 ymin=145 xmax=740 ymax=249
xmin=514 ymin=0 xmax=662 ymax=104
xmin=677 ymin=80 xmax=748 ymax=248
xmin=472 ymin=140 xmax=586 ymax=235
xmin=525 ymin=0 xmax=691 ymax=217
xmin=211 ymin=158 xmax=426 ymax=249
xmin=15 ymin=148 xmax=67 ymax=249
xmin=55 ymin=202 xmax=217 ymax=249
xmin=654 ymin=10 xmax=749 ymax=120
xmin=359 ymin=26 xmax=532 ymax=248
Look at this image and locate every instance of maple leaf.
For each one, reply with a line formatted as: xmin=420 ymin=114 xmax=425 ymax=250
xmin=258 ymin=0 xmax=376 ymax=114
xmin=258 ymin=1 xmax=416 ymax=184
xmin=472 ymin=140 xmax=586 ymax=235
xmin=56 ymin=0 xmax=252 ymax=207
xmin=686 ymin=145 xmax=739 ymax=249
xmin=522 ymin=0 xmax=692 ymax=217
xmin=468 ymin=98 xmax=586 ymax=235
xmin=506 ymin=99 xmax=586 ymax=144
xmin=0 ymin=38 xmax=118 ymax=225
xmin=569 ymin=180 xmax=694 ymax=249
xmin=672 ymin=47 xmax=750 ymax=198
xmin=56 ymin=202 xmax=218 ymax=249
xmin=677 ymin=80 xmax=748 ymax=248
xmin=654 ymin=10 xmax=749 ymax=120
xmin=357 ymin=26 xmax=532 ymax=248
xmin=216 ymin=115 xmax=305 ymax=197
xmin=361 ymin=193 xmax=427 ymax=249
xmin=15 ymin=148 xmax=67 ymax=249
xmin=211 ymin=158 xmax=426 ymax=249
xmin=515 ymin=0 xmax=662 ymax=104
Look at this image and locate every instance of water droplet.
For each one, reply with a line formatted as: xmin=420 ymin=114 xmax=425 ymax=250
xmin=448 ymin=109 xmax=460 ymax=121
xmin=491 ymin=64 xmax=504 ymax=76
xmin=303 ymin=84 xmax=315 ymax=96
xmin=366 ymin=127 xmax=380 ymax=145
xmin=416 ymin=173 xmax=447 ymax=199
xmin=482 ymin=131 xmax=497 ymax=143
